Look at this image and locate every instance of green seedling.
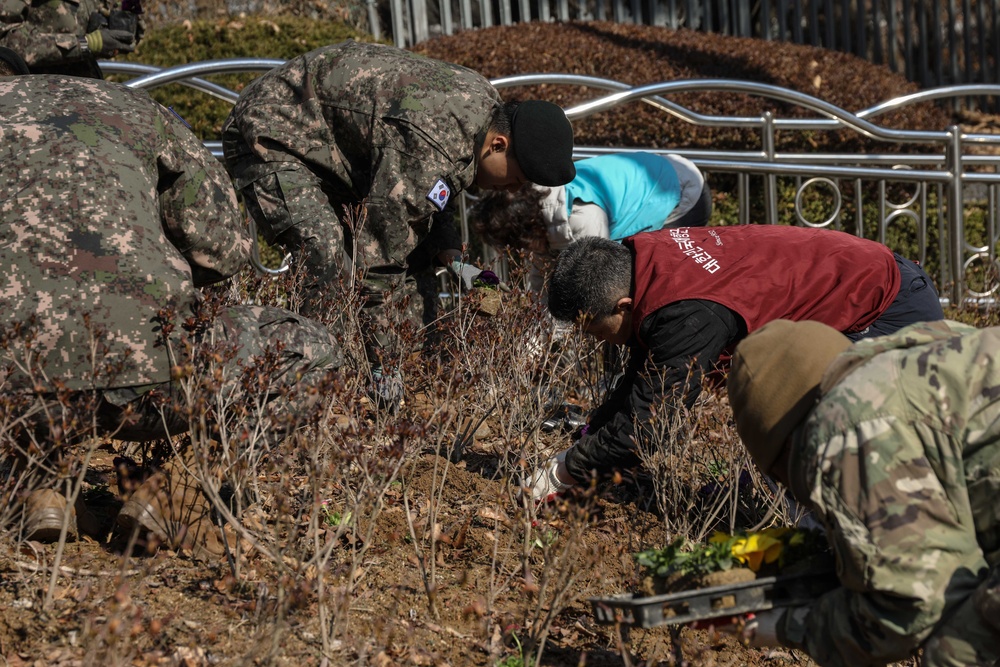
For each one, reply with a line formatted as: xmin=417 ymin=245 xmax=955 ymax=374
xmin=531 ymin=529 xmax=559 ymax=551
xmin=496 ymin=631 xmax=532 ymax=667
xmin=319 ymin=500 xmax=352 ymax=528
xmin=635 ymin=535 xmax=740 ymax=578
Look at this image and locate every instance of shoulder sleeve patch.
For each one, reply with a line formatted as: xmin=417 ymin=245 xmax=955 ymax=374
xmin=426 ymin=179 xmax=451 ymax=211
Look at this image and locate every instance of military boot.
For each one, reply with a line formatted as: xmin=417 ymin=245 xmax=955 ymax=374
xmin=115 ymin=456 xmax=228 ymax=561
xmin=23 ymin=489 xmax=78 ymax=543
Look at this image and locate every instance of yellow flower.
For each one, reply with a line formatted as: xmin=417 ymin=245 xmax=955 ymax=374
xmin=730 ymin=532 xmax=784 ymax=572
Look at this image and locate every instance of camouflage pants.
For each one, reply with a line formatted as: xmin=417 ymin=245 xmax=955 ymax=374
xmin=231 ymin=155 xmax=457 ymax=368
xmin=920 ymin=565 xmax=1000 ymax=666
xmin=11 ymin=305 xmax=344 ymax=447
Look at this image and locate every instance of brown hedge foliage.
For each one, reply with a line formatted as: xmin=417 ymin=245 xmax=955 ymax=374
xmin=412 ymin=21 xmax=952 ymax=154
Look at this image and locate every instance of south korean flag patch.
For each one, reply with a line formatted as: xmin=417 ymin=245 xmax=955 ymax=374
xmin=426 ymin=178 xmax=451 ymax=211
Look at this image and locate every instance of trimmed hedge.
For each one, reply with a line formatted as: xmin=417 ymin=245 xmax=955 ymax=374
xmin=412 ymin=21 xmax=952 ymax=154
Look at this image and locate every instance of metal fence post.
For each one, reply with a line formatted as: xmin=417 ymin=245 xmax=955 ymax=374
xmin=391 ymin=0 xmax=407 ymax=47
xmin=947 ymin=125 xmax=965 ymax=305
xmin=441 ymin=0 xmax=454 ymax=35
xmin=460 ymin=0 xmax=474 ymax=29
xmin=686 ymin=0 xmax=699 ymax=29
xmin=409 ymin=0 xmax=429 ymax=44
xmin=520 ymin=0 xmax=533 ymax=22
xmin=366 ymin=0 xmax=382 ymax=41
xmin=762 ymin=111 xmax=778 ymax=225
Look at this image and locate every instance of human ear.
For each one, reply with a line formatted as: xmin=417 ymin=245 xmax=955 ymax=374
xmin=615 ymin=297 xmax=633 ymax=313
xmin=490 ymin=135 xmax=510 ymax=154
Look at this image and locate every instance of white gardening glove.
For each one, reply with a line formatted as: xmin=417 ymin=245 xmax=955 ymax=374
xmin=449 ymin=261 xmax=510 ymax=292
xmin=522 ymin=450 xmax=576 ymax=503
xmin=450 ymin=260 xmax=484 ymax=290
xmin=369 ymin=366 xmax=404 ymax=414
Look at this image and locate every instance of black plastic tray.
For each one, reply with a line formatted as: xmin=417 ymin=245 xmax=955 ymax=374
xmin=588 ymin=571 xmax=837 ymax=628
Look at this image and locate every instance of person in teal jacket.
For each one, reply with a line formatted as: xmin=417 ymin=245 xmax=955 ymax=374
xmin=471 ymin=151 xmax=710 ymax=291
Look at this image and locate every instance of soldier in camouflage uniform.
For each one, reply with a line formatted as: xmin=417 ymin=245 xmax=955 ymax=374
xmin=0 ymin=75 xmax=345 ymax=556
xmin=222 ymin=40 xmax=575 ymax=387
xmin=0 ymin=0 xmax=143 ymax=79
xmin=725 ymin=319 xmax=1000 ymax=667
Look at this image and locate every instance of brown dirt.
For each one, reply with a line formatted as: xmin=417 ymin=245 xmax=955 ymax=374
xmin=0 ymin=436 xmax=820 ymax=667
xmin=643 ymin=566 xmax=758 ymax=598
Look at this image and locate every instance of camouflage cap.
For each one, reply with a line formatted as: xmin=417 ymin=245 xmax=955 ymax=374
xmin=510 ymin=100 xmax=576 ymax=187
xmin=727 ymin=319 xmax=851 ymax=473
xmin=0 ymin=47 xmax=29 ymax=76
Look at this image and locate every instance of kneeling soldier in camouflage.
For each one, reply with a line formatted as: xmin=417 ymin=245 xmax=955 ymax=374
xmin=222 ymin=41 xmax=576 ymax=408
xmin=724 ymin=319 xmax=1000 ymax=666
xmin=0 ymin=73 xmax=345 ymax=558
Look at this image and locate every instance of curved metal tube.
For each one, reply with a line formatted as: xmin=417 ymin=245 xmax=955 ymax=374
xmin=562 ymin=78 xmax=946 ymax=143
xmin=102 ymin=63 xmax=1000 ymax=145
xmin=857 ymin=84 xmax=1000 ymax=119
xmin=103 ymin=61 xmax=254 ymax=103
xmin=491 ymin=73 xmax=765 ymax=128
xmin=492 ymin=73 xmax=1000 ymax=143
xmin=107 ymin=59 xmax=286 ymax=104
xmin=247 ymin=217 xmax=293 ymax=276
xmin=107 ymin=63 xmax=237 ymax=103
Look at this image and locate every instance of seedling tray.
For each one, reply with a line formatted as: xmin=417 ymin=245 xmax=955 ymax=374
xmin=589 ymin=571 xmax=837 ymax=628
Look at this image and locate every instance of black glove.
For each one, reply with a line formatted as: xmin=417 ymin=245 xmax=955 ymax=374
xmin=84 ymin=27 xmax=136 ymax=57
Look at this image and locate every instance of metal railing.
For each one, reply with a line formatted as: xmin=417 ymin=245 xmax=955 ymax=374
xmin=106 ymin=59 xmax=1000 ymax=306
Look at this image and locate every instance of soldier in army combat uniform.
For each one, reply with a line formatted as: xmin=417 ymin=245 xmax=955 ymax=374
xmin=0 ymin=0 xmax=143 ymax=79
xmin=0 ymin=74 xmax=346 ymax=558
xmin=724 ymin=319 xmax=1000 ymax=666
xmin=222 ymin=40 xmax=575 ymax=397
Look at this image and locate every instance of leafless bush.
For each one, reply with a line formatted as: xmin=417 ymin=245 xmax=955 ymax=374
xmin=634 ymin=365 xmax=790 ymax=544
xmin=0 ymin=209 xmax=806 ymax=665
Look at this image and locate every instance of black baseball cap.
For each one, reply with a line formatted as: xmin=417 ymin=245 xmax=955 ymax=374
xmin=510 ymin=100 xmax=576 ymax=187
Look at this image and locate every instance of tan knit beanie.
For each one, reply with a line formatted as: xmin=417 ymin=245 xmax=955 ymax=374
xmin=728 ymin=320 xmax=851 ymax=473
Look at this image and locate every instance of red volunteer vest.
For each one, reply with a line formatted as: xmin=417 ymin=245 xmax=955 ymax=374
xmin=627 ymin=226 xmax=900 ymax=346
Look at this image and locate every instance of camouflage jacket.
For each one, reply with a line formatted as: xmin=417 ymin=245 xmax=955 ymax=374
xmin=0 ymin=0 xmax=113 ymax=75
xmin=0 ymin=76 xmax=250 ymax=391
xmin=781 ymin=320 xmax=1000 ymax=666
xmin=222 ymin=40 xmax=501 ymax=242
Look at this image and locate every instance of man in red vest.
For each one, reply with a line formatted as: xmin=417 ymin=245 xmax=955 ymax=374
xmin=523 ymin=225 xmax=944 ymax=502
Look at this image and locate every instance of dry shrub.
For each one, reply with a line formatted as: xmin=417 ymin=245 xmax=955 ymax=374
xmin=413 ymin=20 xmax=952 ymax=154
xmin=632 ymin=369 xmax=790 ymax=543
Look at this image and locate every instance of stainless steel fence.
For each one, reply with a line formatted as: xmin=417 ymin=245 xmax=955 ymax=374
xmin=107 ymin=59 xmax=1000 ymax=306
xmin=379 ymin=0 xmax=1000 ymax=98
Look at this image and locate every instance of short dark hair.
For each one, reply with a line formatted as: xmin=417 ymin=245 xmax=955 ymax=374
xmin=548 ymin=237 xmax=633 ymax=321
xmin=469 ymin=186 xmax=548 ymax=250
xmin=487 ymin=101 xmax=517 ymax=137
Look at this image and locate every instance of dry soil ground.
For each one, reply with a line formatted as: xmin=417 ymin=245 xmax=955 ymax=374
xmin=0 ymin=426 xmax=836 ymax=667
